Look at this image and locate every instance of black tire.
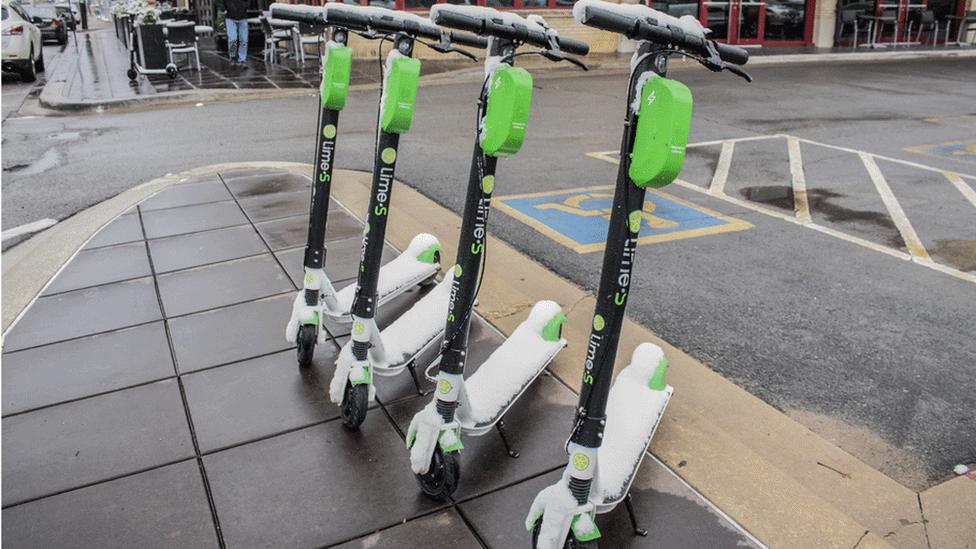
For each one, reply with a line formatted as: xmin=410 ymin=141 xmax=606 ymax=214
xmin=21 ymin=47 xmax=37 ymax=82
xmin=419 ymin=251 xmax=441 ymax=288
xmin=531 ymin=518 xmax=599 ymax=549
xmin=415 ymin=447 xmax=460 ymax=501
xmin=127 ymin=68 xmax=138 ymax=81
xmin=340 ymin=382 xmax=368 ymax=431
xmin=35 ymin=49 xmax=44 ymax=72
xmin=58 ymin=32 xmax=67 ymax=45
xmin=296 ymin=324 xmax=316 ymax=369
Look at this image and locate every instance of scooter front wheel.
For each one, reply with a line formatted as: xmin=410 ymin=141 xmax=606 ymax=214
xmin=127 ymin=68 xmax=137 ymax=80
xmin=531 ymin=518 xmax=598 ymax=549
xmin=340 ymin=382 xmax=368 ymax=431
xmin=415 ymin=447 xmax=459 ymax=501
xmin=296 ymin=325 xmax=316 ymax=368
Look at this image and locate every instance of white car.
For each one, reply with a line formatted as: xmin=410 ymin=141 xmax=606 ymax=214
xmin=2 ymin=0 xmax=44 ymax=82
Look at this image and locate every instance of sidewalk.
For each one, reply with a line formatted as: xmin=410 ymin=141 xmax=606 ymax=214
xmin=0 ymin=165 xmax=762 ymax=547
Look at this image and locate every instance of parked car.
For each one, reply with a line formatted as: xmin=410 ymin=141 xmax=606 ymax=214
xmin=26 ymin=4 xmax=66 ymax=44
xmin=54 ymin=3 xmax=75 ymax=30
xmin=1 ymin=0 xmax=44 ymax=82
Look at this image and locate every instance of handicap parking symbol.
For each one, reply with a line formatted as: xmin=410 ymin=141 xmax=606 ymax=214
xmin=906 ymin=140 xmax=976 ymax=164
xmin=495 ymin=185 xmax=752 ymax=253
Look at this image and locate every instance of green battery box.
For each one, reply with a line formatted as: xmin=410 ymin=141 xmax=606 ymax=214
xmin=480 ymin=65 xmax=534 ymax=158
xmin=320 ymin=45 xmax=352 ymax=111
xmin=380 ymin=55 xmax=421 ymax=134
xmin=628 ymin=76 xmax=693 ymax=188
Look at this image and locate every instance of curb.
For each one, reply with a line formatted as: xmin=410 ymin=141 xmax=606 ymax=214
xmin=37 ymin=47 xmax=976 ymax=113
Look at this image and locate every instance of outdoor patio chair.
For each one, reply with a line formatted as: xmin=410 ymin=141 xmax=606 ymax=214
xmin=906 ymin=10 xmax=943 ymax=46
xmin=259 ymin=16 xmax=294 ymax=64
xmin=165 ymin=20 xmax=201 ymax=71
xmin=298 ymin=21 xmax=326 ymax=63
xmin=873 ymin=8 xmax=899 ymax=45
xmin=837 ymin=9 xmax=871 ymax=48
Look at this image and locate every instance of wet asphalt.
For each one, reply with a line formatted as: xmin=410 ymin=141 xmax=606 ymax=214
xmin=2 ymin=56 xmax=974 ymax=488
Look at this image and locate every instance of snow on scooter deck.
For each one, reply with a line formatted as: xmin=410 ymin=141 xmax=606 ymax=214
xmin=458 ymin=301 xmax=567 ymax=435
xmin=593 ymin=343 xmax=673 ymax=512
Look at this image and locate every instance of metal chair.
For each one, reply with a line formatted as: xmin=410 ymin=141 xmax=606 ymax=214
xmin=260 ymin=16 xmax=294 ymax=64
xmin=837 ymin=9 xmax=871 ymax=48
xmin=298 ymin=21 xmax=326 ymax=63
xmin=906 ymin=10 xmax=943 ymax=46
xmin=165 ymin=20 xmax=200 ymax=71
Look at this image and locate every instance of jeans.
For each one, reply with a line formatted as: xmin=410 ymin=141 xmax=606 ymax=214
xmin=226 ymin=18 xmax=248 ymax=63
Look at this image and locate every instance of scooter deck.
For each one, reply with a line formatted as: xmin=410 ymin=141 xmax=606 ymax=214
xmin=327 ymin=252 xmax=440 ymax=322
xmin=593 ymin=345 xmax=673 ymax=514
xmin=458 ymin=302 xmax=567 ymax=435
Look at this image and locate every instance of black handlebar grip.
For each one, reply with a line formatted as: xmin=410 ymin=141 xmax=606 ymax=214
xmin=448 ymin=31 xmax=490 ymax=49
xmin=430 ymin=9 xmax=485 ymax=35
xmin=269 ymin=4 xmax=324 ymax=26
xmin=556 ymin=35 xmax=590 ymax=56
xmin=580 ymin=6 xmax=640 ymax=37
xmin=715 ymin=42 xmax=749 ymax=65
xmin=326 ymin=8 xmax=371 ymax=31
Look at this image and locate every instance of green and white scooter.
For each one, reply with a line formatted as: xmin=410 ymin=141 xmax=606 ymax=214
xmin=404 ymin=5 xmax=590 ymax=501
xmin=322 ymin=4 xmax=490 ymax=430
xmin=526 ymin=1 xmax=751 ymax=547
xmin=272 ymin=3 xmax=446 ymax=369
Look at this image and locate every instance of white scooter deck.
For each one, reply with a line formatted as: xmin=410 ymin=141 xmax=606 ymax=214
xmin=593 ymin=343 xmax=673 ymax=513
xmin=457 ymin=301 xmax=567 ymax=435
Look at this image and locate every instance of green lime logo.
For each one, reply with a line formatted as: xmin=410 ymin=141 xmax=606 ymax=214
xmin=323 ymin=124 xmax=337 ymax=139
xmin=304 ymin=273 xmax=314 ymax=285
xmin=481 ymin=175 xmax=495 ymax=194
xmin=438 ymin=379 xmax=452 ymax=394
xmin=572 ymin=453 xmax=589 ymax=471
xmin=593 ymin=314 xmax=605 ymax=331
xmin=628 ymin=210 xmax=642 ymax=233
xmin=454 ymin=264 xmax=462 ymax=278
xmin=381 ymin=147 xmax=397 ymax=164
xmin=353 ymin=321 xmax=364 ymax=335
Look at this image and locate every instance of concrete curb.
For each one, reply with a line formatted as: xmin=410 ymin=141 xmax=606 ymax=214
xmin=37 ymin=47 xmax=976 ymax=113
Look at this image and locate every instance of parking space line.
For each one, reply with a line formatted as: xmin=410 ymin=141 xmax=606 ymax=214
xmin=709 ymin=140 xmax=735 ymax=196
xmin=859 ymin=153 xmax=931 ymax=260
xmin=788 ymin=136 xmax=812 ymax=224
xmin=943 ymin=171 xmax=976 ymax=209
xmin=794 ymin=137 xmax=976 ymax=180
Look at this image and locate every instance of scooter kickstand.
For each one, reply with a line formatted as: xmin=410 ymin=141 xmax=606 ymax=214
xmin=406 ymin=361 xmax=427 ymax=396
xmin=495 ymin=419 xmax=520 ymax=459
xmin=624 ymin=493 xmax=648 ymax=537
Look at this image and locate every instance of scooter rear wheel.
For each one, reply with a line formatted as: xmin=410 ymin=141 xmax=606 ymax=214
xmin=340 ymin=382 xmax=368 ymax=431
xmin=296 ymin=325 xmax=316 ymax=368
xmin=415 ymin=447 xmax=459 ymax=501
xmin=531 ymin=519 xmax=598 ymax=549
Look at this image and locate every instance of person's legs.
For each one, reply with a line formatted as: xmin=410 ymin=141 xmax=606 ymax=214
xmin=237 ymin=19 xmax=249 ymax=63
xmin=226 ymin=18 xmax=239 ymax=63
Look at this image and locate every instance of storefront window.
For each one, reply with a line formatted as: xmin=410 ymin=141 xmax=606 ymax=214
xmin=404 ymin=0 xmax=436 ymax=8
xmin=651 ymin=0 xmax=700 ymax=18
xmin=765 ymin=0 xmax=806 ymax=40
xmin=487 ymin=0 xmax=516 ymax=8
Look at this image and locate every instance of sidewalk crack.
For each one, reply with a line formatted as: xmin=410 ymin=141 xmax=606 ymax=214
xmin=852 ymin=530 xmax=868 ymax=549
xmin=917 ymin=493 xmax=933 ymax=549
xmin=816 ymin=460 xmax=852 ymax=479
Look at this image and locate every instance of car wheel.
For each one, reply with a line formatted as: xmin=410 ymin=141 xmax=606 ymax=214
xmin=35 ymin=48 xmax=45 ymax=72
xmin=58 ymin=31 xmax=67 ymax=45
xmin=22 ymin=47 xmax=37 ymax=82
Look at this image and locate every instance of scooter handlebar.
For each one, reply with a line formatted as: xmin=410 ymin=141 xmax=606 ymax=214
xmin=268 ymin=3 xmax=324 ymax=26
xmin=575 ymin=1 xmax=748 ymax=66
xmin=366 ymin=10 xmax=488 ymax=49
xmin=430 ymin=5 xmax=589 ymax=56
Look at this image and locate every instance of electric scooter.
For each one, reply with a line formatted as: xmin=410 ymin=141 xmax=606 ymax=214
xmin=404 ymin=5 xmax=590 ymax=501
xmin=525 ymin=1 xmax=751 ymax=547
xmin=320 ymin=4 xmax=491 ymax=430
xmin=272 ymin=3 xmax=476 ymax=369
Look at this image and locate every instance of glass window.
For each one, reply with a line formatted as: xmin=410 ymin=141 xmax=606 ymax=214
xmin=488 ymin=0 xmax=516 ymax=8
xmin=765 ymin=0 xmax=806 ymax=40
xmin=651 ymin=0 xmax=699 ymax=18
xmin=446 ymin=0 xmax=477 ymax=5
xmin=1 ymin=7 xmax=9 ymax=20
xmin=522 ymin=0 xmax=549 ymax=6
xmin=404 ymin=0 xmax=436 ymax=8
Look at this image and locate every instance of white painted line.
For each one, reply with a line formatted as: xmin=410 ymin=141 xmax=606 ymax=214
xmin=858 ymin=153 xmax=931 ymax=261
xmin=795 ymin=136 xmax=976 ymax=181
xmin=943 ymin=171 xmax=976 ymax=209
xmin=709 ymin=140 xmax=735 ymax=196
xmin=788 ymin=136 xmax=812 ymax=224
xmin=1 ymin=218 xmax=58 ymax=242
xmin=686 ymin=134 xmax=783 ymax=149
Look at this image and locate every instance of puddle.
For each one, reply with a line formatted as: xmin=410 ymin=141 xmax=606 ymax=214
xmin=739 ymin=185 xmax=794 ymax=211
xmin=931 ymin=239 xmax=976 ymax=272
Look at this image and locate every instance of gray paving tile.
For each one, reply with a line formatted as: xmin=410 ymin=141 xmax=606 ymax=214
xmin=222 ymin=169 xmax=310 ymax=198
xmin=83 ymin=213 xmax=144 ymax=249
xmin=42 ymin=242 xmax=151 ymax=295
xmin=385 ymin=375 xmax=577 ymax=501
xmin=2 ymin=278 xmax=162 ymax=352
xmin=148 ymin=225 xmax=268 ymax=273
xmin=334 ymin=509 xmax=481 ymax=549
xmin=1 ymin=460 xmax=219 ymax=548
xmin=2 ymin=322 xmax=173 ymax=416
xmin=140 ymin=178 xmax=232 ymax=211
xmin=254 ymin=211 xmax=363 ymax=251
xmin=141 ymin=201 xmax=249 ymax=239
xmin=274 ymin=236 xmax=399 ymax=288
xmin=156 ymin=254 xmax=293 ymax=317
xmin=459 ymin=460 xmax=760 ymax=548
xmin=185 ymin=347 xmax=341 ymax=452
xmin=1 ymin=379 xmax=194 ymax=506
xmin=204 ymin=414 xmax=444 ymax=548
xmin=169 ymin=293 xmax=296 ymax=373
xmin=238 ymin=189 xmax=311 ymax=222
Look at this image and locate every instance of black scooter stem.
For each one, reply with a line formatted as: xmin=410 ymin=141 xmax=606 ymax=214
xmin=304 ymin=106 xmax=341 ymax=271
